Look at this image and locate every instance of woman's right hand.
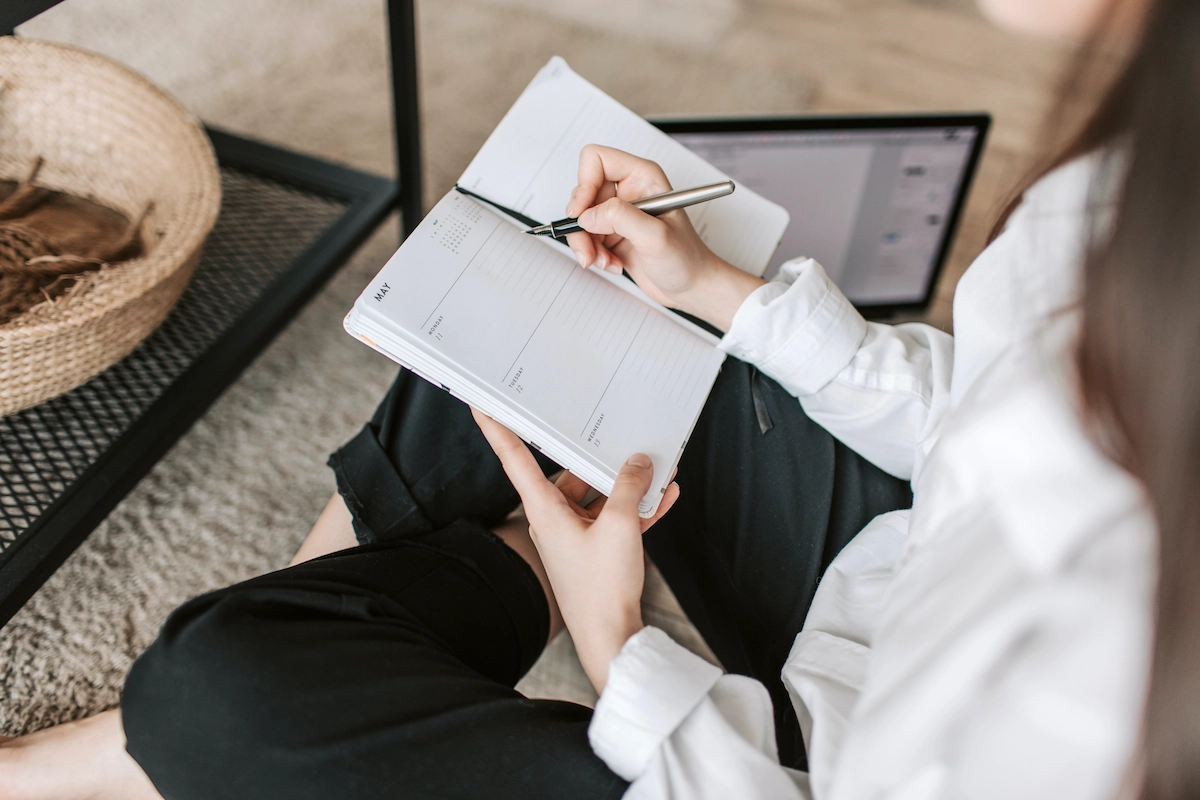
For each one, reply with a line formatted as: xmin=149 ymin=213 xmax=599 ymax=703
xmin=564 ymin=145 xmax=766 ymax=332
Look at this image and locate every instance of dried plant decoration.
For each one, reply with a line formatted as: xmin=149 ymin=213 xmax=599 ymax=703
xmin=0 ymin=158 xmax=151 ymax=324
xmin=0 ymin=157 xmax=52 ymax=220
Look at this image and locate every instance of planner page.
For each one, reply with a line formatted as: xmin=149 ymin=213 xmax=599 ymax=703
xmin=346 ymin=191 xmax=726 ymax=515
xmin=458 ymin=56 xmax=790 ymax=277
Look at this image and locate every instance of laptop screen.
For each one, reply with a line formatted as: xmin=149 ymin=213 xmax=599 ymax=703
xmin=660 ymin=119 xmax=987 ymax=309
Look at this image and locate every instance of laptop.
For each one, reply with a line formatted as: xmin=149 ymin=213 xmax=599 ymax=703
xmin=651 ymin=114 xmax=990 ymax=319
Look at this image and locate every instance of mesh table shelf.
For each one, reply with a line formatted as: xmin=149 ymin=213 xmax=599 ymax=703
xmin=0 ymin=130 xmax=397 ymax=625
xmin=0 ymin=0 xmax=421 ymax=627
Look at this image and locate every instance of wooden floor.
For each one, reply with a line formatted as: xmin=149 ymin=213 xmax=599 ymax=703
xmin=432 ymin=0 xmax=1083 ymax=327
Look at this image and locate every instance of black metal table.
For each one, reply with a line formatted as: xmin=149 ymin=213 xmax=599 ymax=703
xmin=0 ymin=2 xmax=423 ymax=626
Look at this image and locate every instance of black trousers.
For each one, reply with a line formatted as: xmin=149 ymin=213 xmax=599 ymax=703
xmin=121 ymin=360 xmax=911 ymax=799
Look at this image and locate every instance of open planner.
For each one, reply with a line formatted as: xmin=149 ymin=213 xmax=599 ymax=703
xmin=344 ymin=57 xmax=789 ymax=515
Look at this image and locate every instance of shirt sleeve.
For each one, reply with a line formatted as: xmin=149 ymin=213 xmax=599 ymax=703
xmin=718 ymin=257 xmax=954 ymax=480
xmin=589 ymin=627 xmax=812 ymax=800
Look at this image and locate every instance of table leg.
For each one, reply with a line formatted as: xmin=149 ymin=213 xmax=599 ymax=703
xmin=387 ymin=0 xmax=423 ymax=240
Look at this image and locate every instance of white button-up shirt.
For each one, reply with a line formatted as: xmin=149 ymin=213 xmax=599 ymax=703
xmin=587 ymin=156 xmax=1155 ymax=799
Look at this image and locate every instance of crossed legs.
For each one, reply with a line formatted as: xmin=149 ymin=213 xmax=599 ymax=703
xmin=0 ymin=491 xmax=561 ymax=800
xmin=0 ymin=362 xmax=911 ymax=796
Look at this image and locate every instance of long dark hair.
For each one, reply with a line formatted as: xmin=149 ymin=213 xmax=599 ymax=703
xmin=1001 ymin=0 xmax=1200 ymax=797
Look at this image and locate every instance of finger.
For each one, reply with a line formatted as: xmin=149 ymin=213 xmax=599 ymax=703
xmin=593 ymin=179 xmax=619 ymax=207
xmin=554 ymin=471 xmax=592 ymax=505
xmin=579 ymin=197 xmax=669 ymax=253
xmin=569 ymin=145 xmax=671 ymax=217
xmin=563 ymin=178 xmax=616 ymax=270
xmin=471 ymin=409 xmax=570 ymax=515
xmin=564 ymin=229 xmax=597 ymax=269
xmin=601 ymin=453 xmax=656 ymax=524
xmin=539 ymin=471 xmax=592 ymax=520
xmin=565 ymin=232 xmax=622 ymax=274
xmin=602 ymin=232 xmax=625 ymax=252
xmin=584 ymin=495 xmax=607 ymax=517
xmin=609 ymin=236 xmax=635 ymax=267
xmin=640 ymin=481 xmax=680 ymax=532
xmin=594 ymin=243 xmax=623 ymax=275
xmin=560 ymin=494 xmax=595 ymax=520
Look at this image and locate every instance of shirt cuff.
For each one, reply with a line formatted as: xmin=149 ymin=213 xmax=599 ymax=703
xmin=719 ymin=257 xmax=867 ymax=396
xmin=588 ymin=626 xmax=723 ymax=781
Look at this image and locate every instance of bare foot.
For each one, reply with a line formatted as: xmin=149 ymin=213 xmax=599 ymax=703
xmin=0 ymin=709 xmax=162 ymax=800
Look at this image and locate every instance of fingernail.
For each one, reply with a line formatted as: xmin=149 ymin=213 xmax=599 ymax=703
xmin=595 ymin=251 xmax=607 ymax=270
xmin=605 ymin=264 xmax=622 ymax=275
xmin=579 ymin=208 xmax=595 ymax=228
xmin=627 ymin=454 xmax=651 ymax=469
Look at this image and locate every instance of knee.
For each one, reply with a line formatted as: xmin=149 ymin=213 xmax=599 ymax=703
xmin=121 ymin=588 xmax=303 ymax=776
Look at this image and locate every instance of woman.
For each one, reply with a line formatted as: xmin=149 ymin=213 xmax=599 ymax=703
xmin=3 ymin=0 xmax=1195 ymax=795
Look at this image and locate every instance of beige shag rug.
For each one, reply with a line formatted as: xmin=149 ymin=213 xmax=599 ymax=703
xmin=2 ymin=0 xmax=1060 ymax=737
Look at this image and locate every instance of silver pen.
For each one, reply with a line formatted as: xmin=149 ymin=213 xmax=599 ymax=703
xmin=526 ymin=180 xmax=735 ymax=238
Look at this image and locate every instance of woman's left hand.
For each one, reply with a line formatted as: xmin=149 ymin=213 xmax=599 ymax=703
xmin=472 ymin=409 xmax=680 ymax=694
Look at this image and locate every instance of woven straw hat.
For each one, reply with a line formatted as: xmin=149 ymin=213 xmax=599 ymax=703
xmin=0 ymin=37 xmax=221 ymax=416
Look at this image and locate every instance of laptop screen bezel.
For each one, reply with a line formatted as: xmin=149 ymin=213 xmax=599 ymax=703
xmin=649 ymin=113 xmax=992 ymax=319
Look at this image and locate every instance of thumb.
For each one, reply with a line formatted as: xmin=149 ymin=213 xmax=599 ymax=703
xmin=603 ymin=453 xmax=655 ymax=521
xmin=579 ymin=198 xmax=667 ymax=249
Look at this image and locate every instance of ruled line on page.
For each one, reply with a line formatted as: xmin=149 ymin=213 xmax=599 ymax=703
xmin=579 ymin=311 xmax=651 ymax=438
xmin=499 ymin=267 xmax=579 ymax=384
